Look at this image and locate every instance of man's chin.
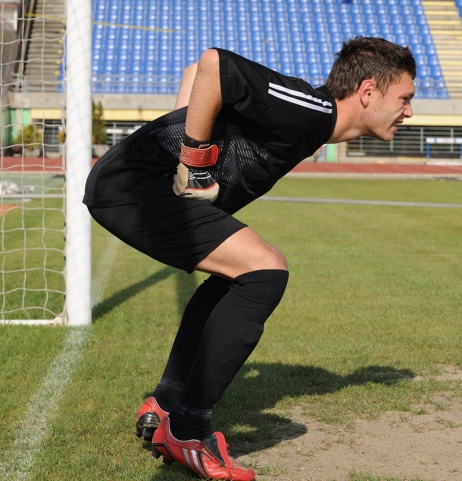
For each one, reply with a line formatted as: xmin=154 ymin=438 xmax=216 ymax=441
xmin=370 ymin=132 xmax=394 ymax=142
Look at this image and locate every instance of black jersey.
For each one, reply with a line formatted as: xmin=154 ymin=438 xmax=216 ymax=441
xmin=83 ymin=49 xmax=337 ymax=215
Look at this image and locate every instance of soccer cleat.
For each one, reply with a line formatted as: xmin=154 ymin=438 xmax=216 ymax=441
xmin=152 ymin=416 xmax=256 ymax=480
xmin=135 ymin=397 xmax=169 ymax=442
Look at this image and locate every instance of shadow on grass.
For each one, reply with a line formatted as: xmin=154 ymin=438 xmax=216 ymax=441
xmin=92 ymin=267 xmax=199 ymax=323
xmin=145 ymin=362 xmax=416 ymax=479
xmin=215 ymin=362 xmax=416 ymax=455
xmin=174 ymin=270 xmax=199 ymax=323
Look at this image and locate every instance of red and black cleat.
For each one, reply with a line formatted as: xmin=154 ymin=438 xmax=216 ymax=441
xmin=135 ymin=397 xmax=169 ymax=442
xmin=152 ymin=416 xmax=256 ymax=480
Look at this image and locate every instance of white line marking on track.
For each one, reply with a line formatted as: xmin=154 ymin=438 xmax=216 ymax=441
xmin=0 ymin=235 xmax=120 ymax=480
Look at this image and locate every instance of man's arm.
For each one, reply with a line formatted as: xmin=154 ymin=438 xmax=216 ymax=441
xmin=175 ymin=63 xmax=198 ymax=110
xmin=184 ymin=49 xmax=222 ymax=142
xmin=172 ymin=50 xmax=222 ymax=202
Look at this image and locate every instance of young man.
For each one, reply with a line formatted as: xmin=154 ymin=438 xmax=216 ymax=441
xmin=84 ymin=37 xmax=415 ymax=481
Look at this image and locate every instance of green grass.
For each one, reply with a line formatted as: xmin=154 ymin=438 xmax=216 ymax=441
xmin=1 ymin=196 xmax=65 ymax=319
xmin=270 ymin=177 xmax=462 ymax=203
xmin=1 ymin=178 xmax=461 ymax=480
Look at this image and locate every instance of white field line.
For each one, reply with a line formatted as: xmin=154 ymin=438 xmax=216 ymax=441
xmin=0 ymin=235 xmax=120 ymax=480
xmin=92 ymin=235 xmax=120 ymax=308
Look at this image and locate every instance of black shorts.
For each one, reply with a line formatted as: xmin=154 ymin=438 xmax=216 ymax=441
xmin=88 ymin=174 xmax=247 ymax=274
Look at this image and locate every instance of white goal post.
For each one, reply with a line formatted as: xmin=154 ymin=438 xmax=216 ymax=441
xmin=65 ymin=0 xmax=92 ymax=326
xmin=0 ymin=0 xmax=92 ymax=326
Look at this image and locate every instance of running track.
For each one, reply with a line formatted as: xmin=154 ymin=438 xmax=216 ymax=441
xmin=2 ymin=156 xmax=462 ymax=178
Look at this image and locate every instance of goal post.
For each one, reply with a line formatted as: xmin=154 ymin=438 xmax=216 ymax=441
xmin=0 ymin=0 xmax=92 ymax=326
xmin=66 ymin=0 xmax=92 ymax=326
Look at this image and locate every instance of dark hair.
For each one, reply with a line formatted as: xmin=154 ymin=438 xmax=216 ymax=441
xmin=326 ymin=37 xmax=417 ymax=100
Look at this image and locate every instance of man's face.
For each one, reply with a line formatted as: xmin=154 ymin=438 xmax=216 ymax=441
xmin=362 ymin=72 xmax=415 ymax=142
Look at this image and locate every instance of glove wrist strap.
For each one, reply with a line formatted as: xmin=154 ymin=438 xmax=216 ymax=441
xmin=183 ymin=133 xmax=210 ymax=149
xmin=179 ymin=144 xmax=219 ymax=168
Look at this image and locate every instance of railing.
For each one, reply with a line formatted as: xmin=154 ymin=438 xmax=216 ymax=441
xmin=348 ymin=126 xmax=462 ymax=159
xmin=91 ymin=74 xmax=182 ymax=94
xmin=9 ymin=73 xmax=458 ymax=98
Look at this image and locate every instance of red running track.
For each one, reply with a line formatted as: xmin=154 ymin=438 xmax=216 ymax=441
xmin=2 ymin=157 xmax=462 ymax=176
xmin=2 ymin=156 xmax=66 ymax=173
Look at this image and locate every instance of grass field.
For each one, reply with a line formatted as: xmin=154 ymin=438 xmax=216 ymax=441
xmin=1 ymin=173 xmax=66 ymax=320
xmin=1 ymin=178 xmax=461 ymax=480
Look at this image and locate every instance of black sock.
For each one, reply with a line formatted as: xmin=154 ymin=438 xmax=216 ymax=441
xmin=168 ymin=403 xmax=213 ymax=440
xmin=161 ymin=275 xmax=231 ymax=385
xmin=152 ymin=378 xmax=184 ymax=412
xmin=169 ymin=269 xmax=289 ymax=441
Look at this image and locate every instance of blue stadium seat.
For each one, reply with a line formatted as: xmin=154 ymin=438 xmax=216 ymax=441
xmin=322 ymin=64 xmax=331 ymax=78
xmin=87 ymin=0 xmax=448 ymax=98
xmin=380 ymin=24 xmax=392 ymax=35
xmin=419 ymin=25 xmax=431 ymax=36
xmin=295 ymin=63 xmax=308 ymax=78
xmin=308 ymin=64 xmax=321 ymax=77
xmin=431 ymin=66 xmax=443 ymax=79
xmin=393 ymin=24 xmax=406 ymax=35
xmin=395 ymin=34 xmax=408 ymax=46
xmin=421 ymin=35 xmax=434 ymax=46
xmin=307 ymin=52 xmax=318 ymax=64
xmin=415 ymin=54 xmax=428 ymax=67
xmin=418 ymin=66 xmax=431 ymax=78
xmin=428 ymin=55 xmax=440 ymax=67
xmin=408 ymin=34 xmax=421 ymax=45
xmin=412 ymin=44 xmax=424 ymax=55
xmin=367 ymin=24 xmax=380 ymax=35
xmin=425 ymin=44 xmax=437 ymax=56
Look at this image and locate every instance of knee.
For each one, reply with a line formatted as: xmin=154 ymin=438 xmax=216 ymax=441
xmin=254 ymin=246 xmax=288 ymax=272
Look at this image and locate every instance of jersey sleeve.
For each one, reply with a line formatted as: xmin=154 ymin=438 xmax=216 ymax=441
xmin=213 ymin=48 xmax=336 ymax=150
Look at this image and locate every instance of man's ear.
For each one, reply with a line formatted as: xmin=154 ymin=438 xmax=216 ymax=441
xmin=359 ymin=79 xmax=376 ymax=108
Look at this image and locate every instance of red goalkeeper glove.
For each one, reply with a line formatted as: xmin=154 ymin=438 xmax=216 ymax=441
xmin=173 ymin=136 xmax=220 ymax=202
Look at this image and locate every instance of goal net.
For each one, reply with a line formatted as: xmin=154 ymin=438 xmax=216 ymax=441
xmin=1 ymin=0 xmax=92 ymax=325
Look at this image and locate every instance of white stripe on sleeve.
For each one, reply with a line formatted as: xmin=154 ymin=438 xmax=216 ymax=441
xmin=268 ymin=89 xmax=333 ymax=114
xmin=269 ymin=82 xmax=332 ymax=107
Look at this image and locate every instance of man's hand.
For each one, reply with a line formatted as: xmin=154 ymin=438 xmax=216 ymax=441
xmin=173 ymin=142 xmax=220 ymax=202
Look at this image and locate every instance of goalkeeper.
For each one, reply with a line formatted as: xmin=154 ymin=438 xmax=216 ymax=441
xmin=84 ymin=38 xmax=415 ymax=481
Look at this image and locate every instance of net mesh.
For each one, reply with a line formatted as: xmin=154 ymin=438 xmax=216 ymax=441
xmin=1 ymin=0 xmax=66 ymax=321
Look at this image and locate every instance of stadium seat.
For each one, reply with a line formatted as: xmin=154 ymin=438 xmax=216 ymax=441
xmin=395 ymin=34 xmax=408 ymax=46
xmin=87 ymin=0 xmax=447 ymax=99
xmin=415 ymin=54 xmax=428 ymax=67
xmin=428 ymin=55 xmax=440 ymax=67
xmin=411 ymin=44 xmax=424 ymax=55
xmin=431 ymin=66 xmax=443 ymax=79
xmin=295 ymin=63 xmax=308 ymax=78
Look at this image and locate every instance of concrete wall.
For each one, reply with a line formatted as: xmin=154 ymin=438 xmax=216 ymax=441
xmin=9 ymin=93 xmax=462 ymax=124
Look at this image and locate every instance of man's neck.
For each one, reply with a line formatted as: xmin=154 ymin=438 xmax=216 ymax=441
xmin=327 ymin=96 xmax=365 ymax=144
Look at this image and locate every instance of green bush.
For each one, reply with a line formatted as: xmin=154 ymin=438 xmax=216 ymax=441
xmin=92 ymin=100 xmax=107 ymax=144
xmin=56 ymin=100 xmax=107 ymax=145
xmin=13 ymin=124 xmax=42 ymax=151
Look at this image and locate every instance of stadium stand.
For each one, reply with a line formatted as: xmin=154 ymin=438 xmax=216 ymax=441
xmin=90 ymin=0 xmax=448 ymax=99
xmin=423 ymin=0 xmax=462 ymax=99
xmin=24 ymin=0 xmax=65 ymax=92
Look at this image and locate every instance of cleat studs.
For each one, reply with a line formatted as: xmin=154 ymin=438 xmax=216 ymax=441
xmin=142 ymin=427 xmax=154 ymax=441
xmin=152 ymin=447 xmax=161 ymax=459
xmin=162 ymin=457 xmax=173 ymax=465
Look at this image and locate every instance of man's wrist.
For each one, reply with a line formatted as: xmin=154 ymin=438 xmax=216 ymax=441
xmin=183 ymin=133 xmax=210 ymax=149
